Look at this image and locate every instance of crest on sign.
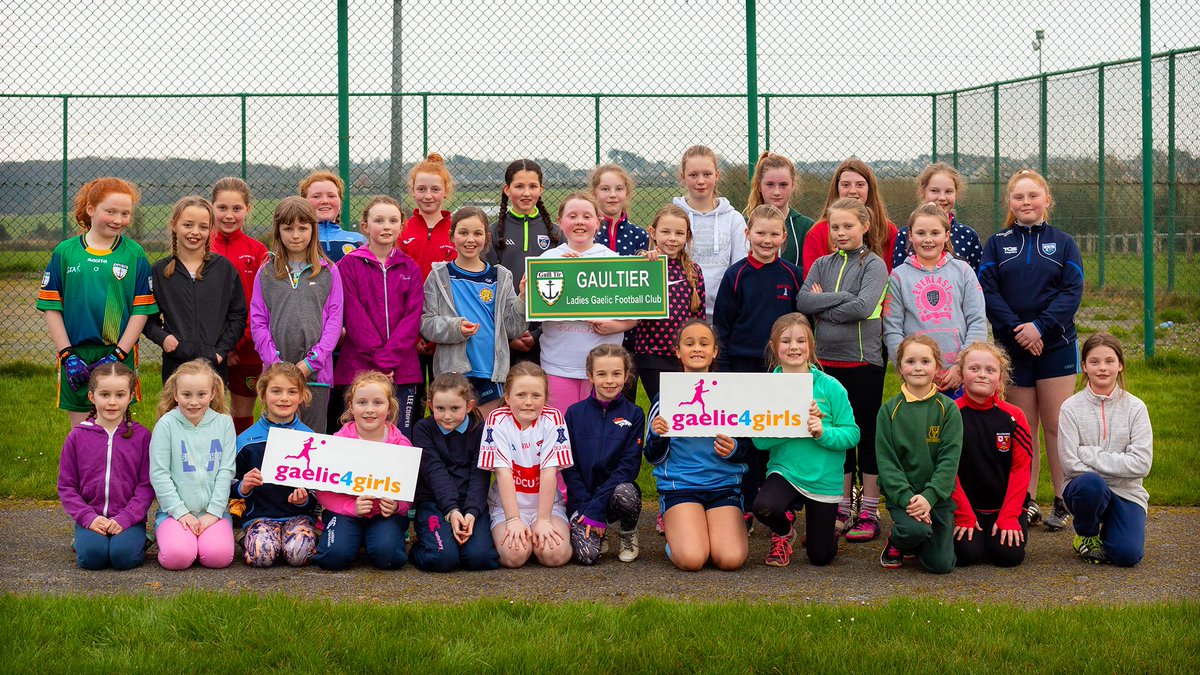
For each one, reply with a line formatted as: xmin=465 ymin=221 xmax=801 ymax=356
xmin=536 ymin=270 xmax=564 ymax=306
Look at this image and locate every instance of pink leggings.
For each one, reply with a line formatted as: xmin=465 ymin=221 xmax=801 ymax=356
xmin=156 ymin=517 xmax=234 ymax=570
xmin=546 ymin=375 xmax=592 ymax=411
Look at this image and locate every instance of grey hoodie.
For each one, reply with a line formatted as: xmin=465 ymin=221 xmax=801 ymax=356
xmin=883 ymin=253 xmax=987 ymax=366
xmin=793 ymin=246 xmax=889 ymax=367
xmin=671 ymin=196 xmax=748 ymax=316
xmin=1059 ymin=386 xmax=1153 ymax=512
xmin=421 ymin=261 xmax=527 ymax=383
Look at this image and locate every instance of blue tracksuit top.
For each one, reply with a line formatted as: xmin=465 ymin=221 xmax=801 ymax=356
xmin=562 ymin=392 xmax=646 ymax=524
xmin=317 ymin=220 xmax=366 ymax=263
xmin=644 ymin=396 xmax=750 ymax=493
xmin=713 ymin=255 xmax=804 ymax=369
xmin=978 ymin=222 xmax=1083 ymax=351
xmin=234 ymin=414 xmax=316 ymax=526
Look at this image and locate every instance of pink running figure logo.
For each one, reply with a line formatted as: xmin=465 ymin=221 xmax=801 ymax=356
xmin=679 ymin=379 xmax=715 ymax=416
xmin=428 ymin=515 xmax=444 ymax=551
xmin=284 ymin=436 xmax=325 ymax=472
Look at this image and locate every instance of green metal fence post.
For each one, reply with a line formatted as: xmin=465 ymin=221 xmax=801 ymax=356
xmin=61 ymin=96 xmax=69 ymax=239
xmin=1140 ymin=0 xmax=1154 ymax=358
xmin=593 ymin=95 xmax=601 ymax=165
xmin=931 ymin=95 xmax=938 ymax=162
xmin=763 ymin=95 xmax=770 ymax=152
xmin=1098 ymin=66 xmax=1106 ymax=288
xmin=993 ymin=84 xmax=1000 ymax=229
xmin=337 ymin=0 xmax=352 ymax=227
xmin=745 ymin=0 xmax=758 ymax=167
xmin=1039 ymin=74 xmax=1048 ymax=176
xmin=240 ymin=94 xmax=248 ymax=181
xmin=952 ymin=91 xmax=959 ymax=169
xmin=421 ymin=94 xmax=428 ymax=157
xmin=1167 ymin=52 xmax=1176 ymax=292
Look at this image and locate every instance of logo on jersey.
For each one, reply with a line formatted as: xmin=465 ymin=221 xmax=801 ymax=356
xmin=995 ymin=433 xmax=1011 ymax=453
xmin=480 ymin=288 xmax=493 ymax=303
xmin=112 ymin=263 xmax=128 ymax=280
xmin=1003 ymin=246 xmax=1018 ymax=255
xmin=148 ymin=277 xmax=154 ymax=292
xmin=613 ymin=417 xmax=632 ymax=428
xmin=342 ymin=243 xmax=356 ymax=255
xmin=535 ymin=270 xmax=564 ymax=306
xmin=913 ymin=276 xmax=954 ymax=324
xmin=485 ymin=428 xmax=494 ymax=444
xmin=1041 ymin=242 xmax=1057 ymax=255
xmin=775 ymin=284 xmax=791 ymax=300
xmin=556 ymin=428 xmax=568 ymax=444
xmin=41 ymin=272 xmax=50 ymax=287
xmin=927 ymin=425 xmax=941 ymax=444
xmin=537 ymin=235 xmax=550 ymax=250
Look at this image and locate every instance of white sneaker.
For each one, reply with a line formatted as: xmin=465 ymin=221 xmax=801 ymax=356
xmin=618 ymin=528 xmax=640 ymax=562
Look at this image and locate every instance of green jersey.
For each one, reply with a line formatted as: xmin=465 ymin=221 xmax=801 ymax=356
xmin=37 ymin=235 xmax=158 ymax=346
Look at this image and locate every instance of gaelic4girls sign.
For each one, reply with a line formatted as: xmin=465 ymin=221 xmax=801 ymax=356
xmin=262 ymin=427 xmax=423 ymax=500
xmin=526 ymin=257 xmax=669 ymax=321
xmin=659 ymin=372 xmax=814 ymax=437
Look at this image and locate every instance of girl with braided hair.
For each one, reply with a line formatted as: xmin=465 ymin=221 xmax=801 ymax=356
xmin=145 ymin=196 xmax=248 ymax=384
xmin=485 ymin=160 xmax=561 ymax=364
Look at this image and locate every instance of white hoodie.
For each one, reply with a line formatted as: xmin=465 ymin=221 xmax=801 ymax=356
xmin=671 ymin=196 xmax=748 ymax=316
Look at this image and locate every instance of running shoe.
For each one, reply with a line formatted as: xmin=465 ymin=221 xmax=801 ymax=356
xmin=765 ymin=529 xmax=797 ymax=567
xmin=1044 ymin=496 xmax=1071 ymax=532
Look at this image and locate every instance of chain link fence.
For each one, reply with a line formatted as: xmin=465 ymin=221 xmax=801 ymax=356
xmin=2 ymin=1 xmax=1198 ymax=363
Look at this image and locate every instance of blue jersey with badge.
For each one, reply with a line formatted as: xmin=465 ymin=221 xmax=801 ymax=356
xmin=978 ymin=222 xmax=1083 ymax=350
xmin=448 ymin=262 xmax=498 ymax=378
xmin=317 ymin=221 xmax=365 ymax=263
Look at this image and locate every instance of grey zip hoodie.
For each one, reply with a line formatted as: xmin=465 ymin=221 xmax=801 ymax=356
xmin=671 ymin=196 xmax=748 ymax=316
xmin=421 ymin=262 xmax=527 ymax=383
xmin=1059 ymin=385 xmax=1153 ymax=512
xmin=793 ymin=246 xmax=889 ymax=367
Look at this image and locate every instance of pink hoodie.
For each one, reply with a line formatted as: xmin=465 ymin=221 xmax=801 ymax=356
xmin=314 ymin=422 xmax=414 ymax=518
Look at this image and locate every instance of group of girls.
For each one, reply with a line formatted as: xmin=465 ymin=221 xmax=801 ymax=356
xmin=49 ymin=145 xmax=1152 ymax=573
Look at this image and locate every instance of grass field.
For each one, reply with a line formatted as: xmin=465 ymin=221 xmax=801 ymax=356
xmin=1 ymin=593 xmax=1197 ymax=671
xmin=3 ymin=357 xmax=1197 ymax=505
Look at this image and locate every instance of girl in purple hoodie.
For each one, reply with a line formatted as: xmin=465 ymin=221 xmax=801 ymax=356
xmin=57 ymin=363 xmax=154 ymax=570
xmin=335 ymin=197 xmax=424 ymax=439
xmin=250 ymin=197 xmax=344 ymax=434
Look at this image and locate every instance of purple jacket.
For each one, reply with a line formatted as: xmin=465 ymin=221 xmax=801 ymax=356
xmin=57 ymin=420 xmax=154 ymax=530
xmin=335 ymin=246 xmax=424 ymax=386
xmin=249 ymin=256 xmax=344 ymax=386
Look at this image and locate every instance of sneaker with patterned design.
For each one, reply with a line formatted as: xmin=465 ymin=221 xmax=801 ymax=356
xmin=618 ymin=528 xmax=640 ymax=562
xmin=880 ymin=538 xmax=904 ymax=569
xmin=835 ymin=509 xmax=852 ymax=537
xmin=1073 ymin=534 xmax=1107 ymax=564
xmin=845 ymin=510 xmax=881 ymax=542
xmin=765 ymin=529 xmax=797 ymax=567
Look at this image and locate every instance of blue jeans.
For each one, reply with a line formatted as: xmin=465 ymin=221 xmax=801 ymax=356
xmin=74 ymin=522 xmax=146 ymax=570
xmin=1064 ymin=472 xmax=1146 ymax=567
xmin=314 ymin=511 xmax=410 ymax=571
xmin=409 ymin=501 xmax=499 ymax=572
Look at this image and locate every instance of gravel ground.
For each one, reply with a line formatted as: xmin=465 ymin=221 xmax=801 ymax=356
xmin=3 ymin=500 xmax=1197 ymax=607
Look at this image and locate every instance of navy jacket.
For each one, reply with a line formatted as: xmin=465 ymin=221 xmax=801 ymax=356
xmin=978 ymin=223 xmax=1083 ymax=351
xmin=563 ymin=393 xmax=646 ymax=524
xmin=234 ymin=414 xmax=316 ymax=526
xmin=713 ymin=256 xmax=803 ymax=368
xmin=411 ymin=416 xmax=491 ymax=520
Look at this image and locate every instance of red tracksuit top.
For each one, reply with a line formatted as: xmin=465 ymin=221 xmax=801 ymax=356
xmin=399 ymin=210 xmax=456 ymax=280
xmin=212 ymin=228 xmax=268 ymax=354
xmin=950 ymin=393 xmax=1033 ymax=531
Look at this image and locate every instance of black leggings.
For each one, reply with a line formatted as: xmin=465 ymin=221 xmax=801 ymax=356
xmin=753 ymin=474 xmax=839 ymax=566
xmin=825 ymin=364 xmax=885 ymax=477
xmin=633 ymin=353 xmax=680 ymax=403
xmin=953 ymin=510 xmax=1029 ymax=568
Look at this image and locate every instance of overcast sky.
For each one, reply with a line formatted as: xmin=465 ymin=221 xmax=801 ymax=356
xmin=2 ymin=0 xmax=1197 ymax=166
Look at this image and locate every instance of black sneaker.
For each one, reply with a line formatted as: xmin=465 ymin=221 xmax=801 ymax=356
xmin=1044 ymin=497 xmax=1070 ymax=532
xmin=1024 ymin=495 xmax=1043 ymax=525
xmin=880 ymin=538 xmax=904 ymax=569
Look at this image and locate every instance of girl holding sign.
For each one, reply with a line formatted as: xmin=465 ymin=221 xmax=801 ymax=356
xmin=537 ymin=193 xmax=636 ymax=410
xmin=313 ymin=371 xmax=414 ymax=571
xmin=645 ymin=320 xmax=750 ymax=572
xmin=752 ymin=314 xmax=860 ymax=568
xmin=478 ymin=362 xmax=575 ymax=569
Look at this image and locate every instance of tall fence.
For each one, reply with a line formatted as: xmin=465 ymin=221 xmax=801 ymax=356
xmin=2 ymin=1 xmax=1198 ymax=363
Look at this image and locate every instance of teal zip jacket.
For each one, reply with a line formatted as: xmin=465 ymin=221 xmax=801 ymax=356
xmin=793 ymin=245 xmax=889 ymax=367
xmin=753 ymin=367 xmax=859 ymax=499
xmin=876 ymin=387 xmax=963 ymax=509
xmin=149 ymin=407 xmax=238 ymax=526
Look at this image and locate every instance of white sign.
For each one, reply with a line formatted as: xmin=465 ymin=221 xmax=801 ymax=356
xmin=658 ymin=372 xmax=813 ymax=437
xmin=262 ymin=427 xmax=423 ymax=500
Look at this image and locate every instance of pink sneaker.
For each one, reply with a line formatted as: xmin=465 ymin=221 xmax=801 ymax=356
xmin=845 ymin=510 xmax=881 ymax=542
xmin=655 ymin=512 xmax=665 ymax=536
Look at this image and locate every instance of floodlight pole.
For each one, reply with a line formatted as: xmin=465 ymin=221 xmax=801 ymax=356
xmin=746 ymin=0 xmax=758 ymax=168
xmin=338 ymin=0 xmax=352 ymax=227
xmin=1140 ymin=0 xmax=1155 ymax=357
